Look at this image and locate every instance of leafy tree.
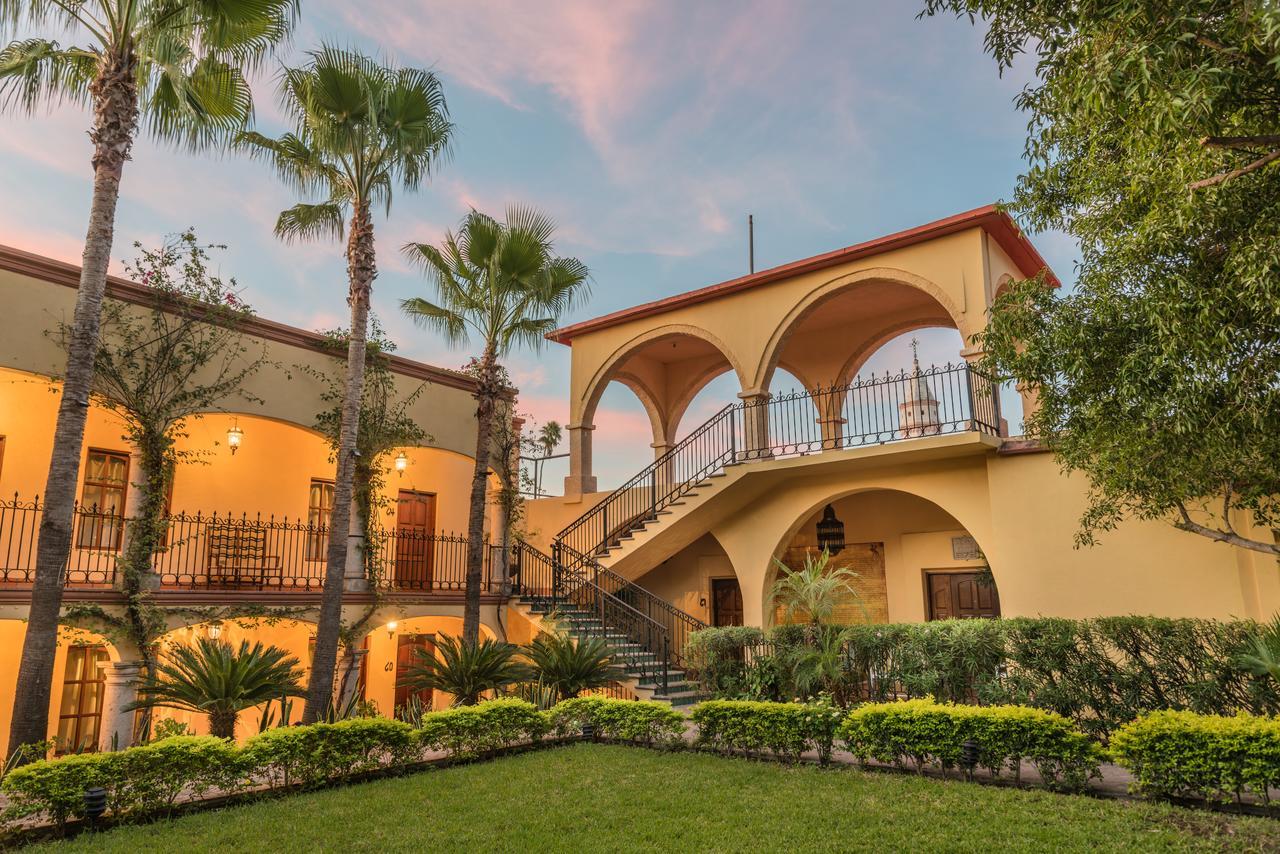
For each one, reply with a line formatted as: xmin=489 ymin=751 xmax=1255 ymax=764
xmin=770 ymin=550 xmax=861 ymax=637
xmin=523 ymin=628 xmax=621 ymax=701
xmin=398 ymin=635 xmax=527 ymax=707
xmin=127 ymin=637 xmax=305 ymax=738
xmin=401 ymin=207 xmax=590 ymax=645
xmin=240 ymin=45 xmax=452 ymax=723
xmin=58 ymin=232 xmax=265 ymax=735
xmin=1 ymin=0 xmax=297 ymax=763
xmin=923 ymin=0 xmax=1280 ymax=555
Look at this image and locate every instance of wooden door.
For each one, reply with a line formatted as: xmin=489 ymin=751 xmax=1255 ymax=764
xmin=711 ymin=578 xmax=744 ymax=626
xmin=926 ymin=572 xmax=1000 ymax=620
xmin=394 ymin=491 xmax=436 ymax=589
xmin=394 ymin=634 xmax=435 ymax=715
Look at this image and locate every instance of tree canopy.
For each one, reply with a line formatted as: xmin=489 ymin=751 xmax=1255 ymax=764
xmin=924 ymin=0 xmax=1280 ymax=555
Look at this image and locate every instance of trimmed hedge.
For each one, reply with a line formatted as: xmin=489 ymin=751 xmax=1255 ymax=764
xmin=1 ymin=736 xmax=239 ymax=830
xmin=841 ymin=698 xmax=1104 ymax=792
xmin=242 ymin=718 xmax=418 ymax=789
xmin=691 ymin=617 xmax=1280 ymax=739
xmin=417 ymin=698 xmax=548 ymax=758
xmin=1110 ymin=710 xmax=1280 ymax=804
xmin=546 ymin=698 xmax=686 ymax=746
xmin=692 ymin=699 xmax=845 ymax=764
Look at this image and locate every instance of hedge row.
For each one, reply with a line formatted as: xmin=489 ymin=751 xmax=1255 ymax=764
xmin=688 ymin=617 xmax=1280 ymax=738
xmin=842 ymin=698 xmax=1104 ymax=792
xmin=1111 ymin=711 xmax=1280 ymax=804
xmin=1 ymin=698 xmax=671 ymax=832
xmin=692 ymin=699 xmax=847 ymax=764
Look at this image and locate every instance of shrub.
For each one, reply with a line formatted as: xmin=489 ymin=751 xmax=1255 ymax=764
xmin=1110 ymin=710 xmax=1280 ymax=804
xmin=692 ymin=699 xmax=843 ymax=764
xmin=1 ymin=736 xmax=242 ymax=830
xmin=686 ymin=626 xmax=766 ymax=698
xmin=417 ymin=699 xmax=547 ymax=759
xmin=547 ymin=698 xmax=686 ymax=747
xmin=242 ymin=718 xmax=417 ymax=789
xmin=841 ymin=698 xmax=1103 ymax=792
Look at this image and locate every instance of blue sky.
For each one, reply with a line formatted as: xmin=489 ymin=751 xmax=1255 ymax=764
xmin=0 ymin=1 xmax=1078 ymax=488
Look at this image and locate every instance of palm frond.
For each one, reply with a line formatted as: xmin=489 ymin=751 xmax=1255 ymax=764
xmin=0 ymin=38 xmax=94 ymax=112
xmin=275 ymin=201 xmax=345 ymax=243
xmin=398 ymin=635 xmax=528 ymax=706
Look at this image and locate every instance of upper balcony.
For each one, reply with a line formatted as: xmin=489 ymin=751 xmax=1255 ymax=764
xmin=0 ymin=496 xmax=508 ymax=604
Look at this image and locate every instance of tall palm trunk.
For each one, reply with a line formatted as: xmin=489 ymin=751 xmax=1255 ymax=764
xmin=208 ymin=709 xmax=238 ymax=740
xmin=7 ymin=49 xmax=139 ymax=760
xmin=462 ymin=348 xmax=498 ymax=646
xmin=303 ymin=203 xmax=375 ymax=724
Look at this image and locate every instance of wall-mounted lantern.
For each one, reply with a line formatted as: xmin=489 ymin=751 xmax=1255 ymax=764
xmin=207 ymin=622 xmax=223 ymax=640
xmin=386 ymin=620 xmax=398 ymax=639
xmin=816 ymin=504 xmax=845 ymax=555
xmin=226 ymin=419 xmax=244 ymax=455
xmin=394 ymin=451 xmax=408 ymax=476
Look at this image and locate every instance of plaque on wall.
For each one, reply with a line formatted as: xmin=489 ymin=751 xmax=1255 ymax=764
xmin=951 ymin=535 xmax=982 ymax=561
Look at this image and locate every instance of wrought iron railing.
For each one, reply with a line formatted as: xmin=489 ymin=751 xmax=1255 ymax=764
xmin=556 ymin=363 xmax=1000 ymax=561
xmin=0 ymin=495 xmax=504 ymax=594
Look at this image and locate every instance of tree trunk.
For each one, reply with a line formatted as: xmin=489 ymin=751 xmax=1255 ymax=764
xmin=7 ymin=49 xmax=139 ymax=762
xmin=302 ymin=203 xmax=376 ymax=724
xmin=208 ymin=709 xmax=238 ymax=740
xmin=462 ymin=350 xmax=498 ymax=646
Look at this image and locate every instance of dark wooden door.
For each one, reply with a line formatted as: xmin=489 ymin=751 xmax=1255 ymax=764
xmin=394 ymin=491 xmax=436 ymax=589
xmin=394 ymin=633 xmax=435 ymax=715
xmin=711 ymin=578 xmax=744 ymax=626
xmin=926 ymin=572 xmax=1000 ymax=620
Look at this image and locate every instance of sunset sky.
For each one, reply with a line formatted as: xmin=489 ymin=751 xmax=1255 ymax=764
xmin=0 ymin=1 xmax=1078 ymax=488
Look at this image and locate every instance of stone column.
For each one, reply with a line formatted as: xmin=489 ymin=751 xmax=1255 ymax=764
xmin=651 ymin=441 xmax=676 ymax=493
xmin=98 ymin=660 xmax=145 ymax=751
xmin=737 ymin=391 xmax=773 ymax=461
xmin=342 ymin=498 xmax=368 ymax=592
xmin=563 ymin=423 xmax=598 ymax=499
xmin=813 ymin=387 xmax=845 ymax=450
xmin=1016 ymin=381 xmax=1041 ymax=431
xmin=118 ymin=448 xmax=161 ymax=591
xmin=335 ymin=647 xmax=369 ymax=711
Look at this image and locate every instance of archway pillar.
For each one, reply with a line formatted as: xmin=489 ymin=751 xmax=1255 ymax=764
xmin=119 ymin=447 xmax=160 ymax=592
xmin=98 ymin=660 xmax=145 ymax=751
xmin=563 ymin=424 xmax=598 ymax=499
xmin=651 ymin=441 xmax=676 ymax=492
xmin=737 ymin=391 xmax=773 ymax=461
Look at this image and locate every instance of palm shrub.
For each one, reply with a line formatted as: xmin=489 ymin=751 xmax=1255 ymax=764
xmin=0 ymin=0 xmax=298 ymax=762
xmin=401 ymin=207 xmax=589 ymax=644
xmin=770 ymin=549 xmax=861 ymax=638
xmin=240 ymin=45 xmax=452 ymax=724
xmin=398 ymin=635 xmax=527 ymax=707
xmin=126 ymin=638 xmax=305 ymax=739
xmin=1238 ymin=615 xmax=1280 ymax=684
xmin=523 ymin=630 xmax=623 ymax=702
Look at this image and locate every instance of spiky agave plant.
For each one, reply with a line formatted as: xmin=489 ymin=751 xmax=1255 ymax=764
xmin=398 ymin=635 xmax=528 ymax=707
xmin=524 ymin=629 xmax=622 ymax=702
xmin=127 ymin=638 xmax=305 ymax=739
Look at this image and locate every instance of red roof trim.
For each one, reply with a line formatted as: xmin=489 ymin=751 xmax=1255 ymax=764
xmin=0 ymin=244 xmax=480 ymax=393
xmin=548 ymin=205 xmax=1058 ymax=344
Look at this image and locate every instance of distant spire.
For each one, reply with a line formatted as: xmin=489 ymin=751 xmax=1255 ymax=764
xmin=910 ymin=337 xmax=921 ymax=373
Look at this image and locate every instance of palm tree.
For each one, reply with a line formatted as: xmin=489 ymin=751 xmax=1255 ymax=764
xmin=127 ymin=638 xmax=305 ymax=739
xmin=523 ymin=629 xmax=621 ymax=702
xmin=398 ymin=635 xmax=527 ymax=707
xmin=0 ymin=0 xmax=297 ymax=760
xmin=771 ymin=549 xmax=863 ymax=637
xmin=240 ymin=46 xmax=452 ymax=724
xmin=402 ymin=208 xmax=590 ymax=644
xmin=533 ymin=420 xmax=562 ymax=497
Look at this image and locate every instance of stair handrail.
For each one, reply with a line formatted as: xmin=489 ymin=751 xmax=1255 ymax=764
xmin=557 ymin=402 xmax=738 ymax=562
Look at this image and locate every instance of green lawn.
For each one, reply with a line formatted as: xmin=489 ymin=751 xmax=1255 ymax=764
xmin=33 ymin=744 xmax=1280 ymax=852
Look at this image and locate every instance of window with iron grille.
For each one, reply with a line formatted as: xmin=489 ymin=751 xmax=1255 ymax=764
xmin=77 ymin=450 xmax=129 ymax=550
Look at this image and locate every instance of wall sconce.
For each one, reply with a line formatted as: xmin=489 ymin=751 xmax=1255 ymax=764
xmin=394 ymin=451 xmax=408 ymax=476
xmin=386 ymin=620 xmax=398 ymax=639
xmin=207 ymin=622 xmax=223 ymax=640
xmin=816 ymin=503 xmax=845 ymax=555
xmin=226 ymin=418 xmax=244 ymax=455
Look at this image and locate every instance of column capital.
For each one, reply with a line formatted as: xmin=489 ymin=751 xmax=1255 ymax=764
xmin=566 ymin=422 xmax=596 ymax=432
xmin=736 ymin=389 xmax=772 ymax=403
xmin=959 ymin=345 xmax=986 ymax=364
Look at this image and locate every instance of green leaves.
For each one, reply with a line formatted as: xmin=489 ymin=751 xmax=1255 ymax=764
xmin=398 ymin=635 xmax=528 ymax=707
xmin=926 ymin=0 xmax=1280 ymax=554
xmin=523 ymin=629 xmax=623 ymax=701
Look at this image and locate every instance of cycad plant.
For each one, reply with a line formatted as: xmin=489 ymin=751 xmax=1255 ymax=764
xmin=398 ymin=635 xmax=527 ymax=707
xmin=0 ymin=0 xmax=298 ymax=761
xmin=771 ymin=549 xmax=862 ymax=639
xmin=402 ymin=207 xmax=589 ymax=645
xmin=523 ymin=629 xmax=621 ymax=702
xmin=240 ymin=46 xmax=452 ymax=724
xmin=1239 ymin=615 xmax=1280 ymax=683
xmin=127 ymin=638 xmax=305 ymax=739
